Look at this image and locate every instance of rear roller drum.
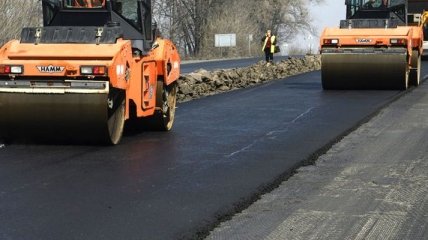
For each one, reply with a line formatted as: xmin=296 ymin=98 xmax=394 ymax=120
xmin=106 ymin=89 xmax=126 ymax=145
xmin=399 ymin=67 xmax=409 ymax=91
xmin=144 ymin=80 xmax=177 ymax=131
xmin=158 ymin=81 xmax=177 ymax=130
xmin=409 ymin=50 xmax=421 ymax=87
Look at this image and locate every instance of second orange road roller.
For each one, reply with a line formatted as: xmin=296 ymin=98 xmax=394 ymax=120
xmin=0 ymin=0 xmax=180 ymax=144
xmin=407 ymin=0 xmax=428 ymax=57
xmin=320 ymin=0 xmax=425 ymax=90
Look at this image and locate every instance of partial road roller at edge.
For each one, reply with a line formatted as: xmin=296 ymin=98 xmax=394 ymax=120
xmin=0 ymin=0 xmax=180 ymax=145
xmin=419 ymin=10 xmax=428 ymax=58
xmin=320 ymin=0 xmax=425 ymax=90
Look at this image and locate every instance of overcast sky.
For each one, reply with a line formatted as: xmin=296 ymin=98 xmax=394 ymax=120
xmin=311 ymin=0 xmax=345 ymax=33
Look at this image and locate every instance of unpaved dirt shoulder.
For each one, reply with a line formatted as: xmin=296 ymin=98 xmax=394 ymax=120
xmin=177 ymin=55 xmax=321 ymax=102
xmin=206 ymin=78 xmax=428 ymax=239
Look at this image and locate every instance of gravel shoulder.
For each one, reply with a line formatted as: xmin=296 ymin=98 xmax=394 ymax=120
xmin=206 ymin=81 xmax=428 ymax=239
xmin=177 ymin=55 xmax=321 ymax=102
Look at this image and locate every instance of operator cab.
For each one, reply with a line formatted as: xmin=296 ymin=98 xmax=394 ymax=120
xmin=342 ymin=0 xmax=407 ymax=28
xmin=28 ymin=0 xmax=154 ymax=53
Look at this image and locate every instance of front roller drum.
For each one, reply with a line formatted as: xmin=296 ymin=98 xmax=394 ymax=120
xmin=0 ymin=91 xmax=125 ymax=145
xmin=321 ymin=52 xmax=409 ymax=90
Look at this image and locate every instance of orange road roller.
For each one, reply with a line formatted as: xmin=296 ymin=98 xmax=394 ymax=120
xmin=320 ymin=0 xmax=424 ymax=90
xmin=0 ymin=0 xmax=180 ymax=144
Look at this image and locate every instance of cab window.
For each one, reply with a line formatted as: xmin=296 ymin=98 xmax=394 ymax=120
xmin=114 ymin=0 xmax=142 ymax=31
xmin=64 ymin=0 xmax=106 ymax=8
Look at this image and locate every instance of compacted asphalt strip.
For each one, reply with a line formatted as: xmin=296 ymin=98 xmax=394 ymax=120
xmin=181 ymin=55 xmax=291 ymax=74
xmin=1 ymin=63 xmax=427 ymax=239
xmin=207 ymin=75 xmax=428 ymax=240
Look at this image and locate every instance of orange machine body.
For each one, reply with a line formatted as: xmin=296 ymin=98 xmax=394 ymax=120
xmin=0 ymin=38 xmax=180 ymax=120
xmin=318 ymin=0 xmax=425 ymax=90
xmin=0 ymin=0 xmax=181 ymax=144
xmin=320 ymin=26 xmax=423 ymax=65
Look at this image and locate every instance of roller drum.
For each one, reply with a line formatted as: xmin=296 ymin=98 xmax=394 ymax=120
xmin=0 ymin=78 xmax=128 ymax=144
xmin=321 ymin=49 xmax=409 ymax=90
xmin=0 ymin=92 xmax=115 ymax=144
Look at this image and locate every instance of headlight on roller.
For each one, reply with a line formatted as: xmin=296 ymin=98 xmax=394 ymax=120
xmin=323 ymin=39 xmax=339 ymax=45
xmin=11 ymin=66 xmax=23 ymax=74
xmin=80 ymin=66 xmax=93 ymax=75
xmin=0 ymin=65 xmax=23 ymax=74
xmin=80 ymin=66 xmax=107 ymax=76
xmin=390 ymin=39 xmax=407 ymax=46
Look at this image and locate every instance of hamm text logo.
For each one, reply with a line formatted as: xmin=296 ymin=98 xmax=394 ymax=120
xmin=37 ymin=65 xmax=65 ymax=74
xmin=356 ymin=39 xmax=372 ymax=44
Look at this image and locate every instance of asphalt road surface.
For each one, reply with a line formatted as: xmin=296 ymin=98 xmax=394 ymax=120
xmin=207 ymin=70 xmax=428 ymax=240
xmin=181 ymin=55 xmax=291 ymax=74
xmin=0 ymin=63 xmax=427 ymax=240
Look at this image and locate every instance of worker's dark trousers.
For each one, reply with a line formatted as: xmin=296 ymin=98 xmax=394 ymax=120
xmin=265 ymin=49 xmax=273 ymax=62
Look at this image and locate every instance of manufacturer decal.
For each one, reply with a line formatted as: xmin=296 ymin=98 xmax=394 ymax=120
xmin=356 ymin=39 xmax=372 ymax=44
xmin=37 ymin=65 xmax=65 ymax=74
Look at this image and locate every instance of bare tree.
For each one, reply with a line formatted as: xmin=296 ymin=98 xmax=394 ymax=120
xmin=154 ymin=0 xmax=221 ymax=57
xmin=198 ymin=0 xmax=323 ymax=58
xmin=0 ymin=0 xmax=325 ymax=58
xmin=154 ymin=0 xmax=324 ymax=58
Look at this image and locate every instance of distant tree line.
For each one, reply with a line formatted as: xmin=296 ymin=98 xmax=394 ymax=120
xmin=153 ymin=0 xmax=323 ymax=58
xmin=0 ymin=0 xmax=323 ymax=58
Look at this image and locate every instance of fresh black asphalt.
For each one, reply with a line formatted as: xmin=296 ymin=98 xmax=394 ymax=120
xmin=1 ymin=61 xmax=426 ymax=239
